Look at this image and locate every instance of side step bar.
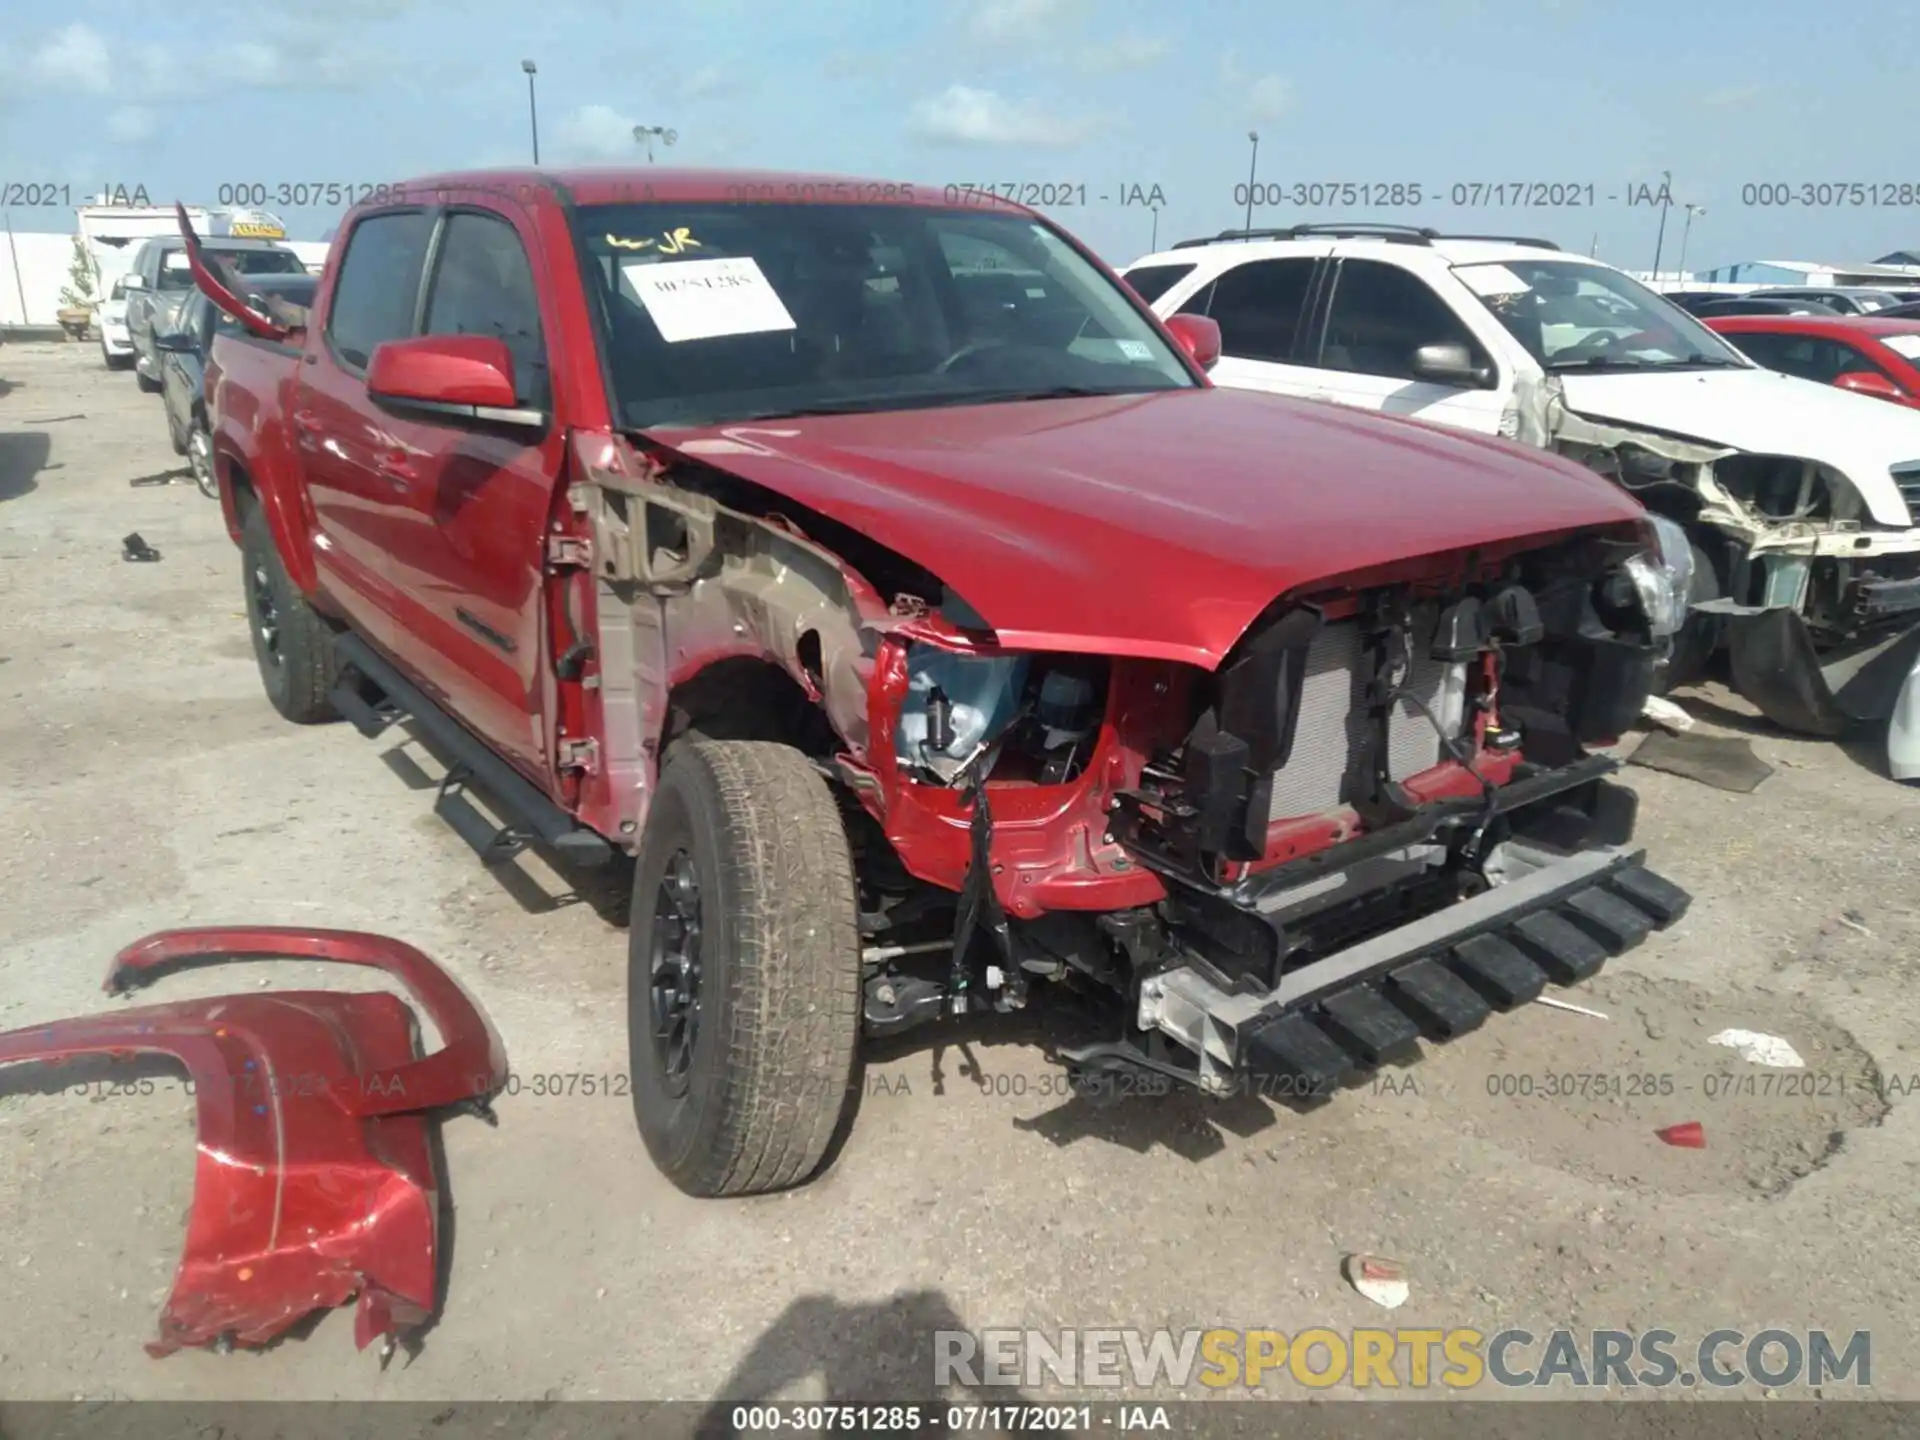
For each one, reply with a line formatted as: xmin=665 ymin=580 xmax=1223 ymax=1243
xmin=330 ymin=633 xmax=613 ymax=869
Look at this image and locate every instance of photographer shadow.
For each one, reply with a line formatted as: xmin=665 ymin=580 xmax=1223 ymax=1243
xmin=693 ymin=1290 xmax=1072 ymax=1439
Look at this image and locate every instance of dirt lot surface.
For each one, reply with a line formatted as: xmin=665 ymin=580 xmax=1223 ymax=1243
xmin=3 ymin=341 xmax=1919 ymax=1408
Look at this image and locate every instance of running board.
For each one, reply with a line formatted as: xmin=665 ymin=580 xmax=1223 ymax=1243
xmin=332 ymin=633 xmax=613 ymax=869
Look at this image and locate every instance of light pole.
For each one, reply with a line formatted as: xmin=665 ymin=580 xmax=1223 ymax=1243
xmin=632 ymin=125 xmax=678 ymax=163
xmin=1676 ymin=203 xmax=1704 ymax=283
xmin=1243 ymin=131 xmax=1259 ymax=233
xmin=521 ymin=60 xmax=539 ymax=165
xmin=1150 ymin=205 xmax=1159 ymax=251
xmin=1650 ymin=168 xmax=1673 ymax=281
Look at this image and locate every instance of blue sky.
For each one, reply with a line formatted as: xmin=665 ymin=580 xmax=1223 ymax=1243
xmin=3 ymin=0 xmax=1917 ymax=269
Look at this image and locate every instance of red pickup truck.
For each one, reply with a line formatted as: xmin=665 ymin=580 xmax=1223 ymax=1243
xmin=186 ymin=171 xmax=1692 ymax=1197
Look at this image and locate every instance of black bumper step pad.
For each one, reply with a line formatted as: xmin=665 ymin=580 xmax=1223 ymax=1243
xmin=1382 ymin=958 xmax=1490 ymax=1040
xmin=1561 ymin=887 xmax=1655 ymax=954
xmin=1507 ymin=910 xmax=1608 ymax=985
xmin=1315 ymin=985 xmax=1421 ymax=1064
xmin=1601 ymin=865 xmax=1692 ymax=926
xmin=1242 ymin=860 xmax=1690 ymax=1088
xmin=1242 ymin=1014 xmax=1357 ymax=1095
xmin=1448 ymin=933 xmax=1548 ymax=1009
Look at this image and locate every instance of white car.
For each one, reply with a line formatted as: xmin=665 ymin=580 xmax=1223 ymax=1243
xmin=1125 ymin=225 xmax=1920 ymax=740
xmin=97 ymin=276 xmax=135 ymax=370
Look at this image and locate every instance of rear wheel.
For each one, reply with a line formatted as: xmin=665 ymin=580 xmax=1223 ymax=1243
xmin=240 ymin=504 xmax=338 ymax=724
xmin=628 ymin=740 xmax=862 ymax=1197
xmin=188 ymin=425 xmax=216 ymax=498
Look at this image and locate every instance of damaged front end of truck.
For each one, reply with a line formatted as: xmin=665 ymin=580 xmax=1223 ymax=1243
xmin=566 ymin=431 xmax=1694 ymax=1101
xmin=1522 ymin=373 xmax=1920 ymax=738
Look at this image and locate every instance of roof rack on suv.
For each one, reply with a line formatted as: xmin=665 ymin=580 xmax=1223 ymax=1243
xmin=1443 ymin=234 xmax=1562 ymax=251
xmin=1169 ymin=225 xmax=1562 ymax=252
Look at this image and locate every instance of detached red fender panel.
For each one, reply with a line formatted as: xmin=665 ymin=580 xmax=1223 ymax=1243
xmin=0 ymin=928 xmax=507 ymax=1358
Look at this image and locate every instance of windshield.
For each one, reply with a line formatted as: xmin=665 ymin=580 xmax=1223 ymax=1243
xmin=572 ymin=202 xmax=1197 ymax=428
xmin=159 ymin=245 xmax=304 ymax=291
xmin=1454 ymin=258 xmax=1750 ymax=373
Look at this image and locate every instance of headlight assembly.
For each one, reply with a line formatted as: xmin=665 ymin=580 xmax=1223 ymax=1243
xmin=1620 ymin=515 xmax=1695 ymax=639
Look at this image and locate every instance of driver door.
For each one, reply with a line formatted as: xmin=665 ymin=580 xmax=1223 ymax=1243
xmin=1307 ymin=257 xmax=1507 ymax=434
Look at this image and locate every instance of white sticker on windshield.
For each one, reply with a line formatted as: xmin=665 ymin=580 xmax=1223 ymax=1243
xmin=1882 ymin=334 xmax=1920 ymax=360
xmin=621 ymin=255 xmax=795 ymax=344
xmin=1458 ymin=265 xmax=1531 ymax=297
xmin=1117 ymin=339 xmax=1153 ymax=360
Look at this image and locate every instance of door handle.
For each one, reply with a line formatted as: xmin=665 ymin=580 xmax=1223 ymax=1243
xmin=375 ymin=454 xmax=417 ymax=487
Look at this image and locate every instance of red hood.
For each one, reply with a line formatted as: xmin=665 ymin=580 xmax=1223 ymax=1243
xmin=646 ymin=387 xmax=1644 ymax=668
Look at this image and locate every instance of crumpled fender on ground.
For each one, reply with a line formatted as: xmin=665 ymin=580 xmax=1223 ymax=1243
xmin=0 ymin=927 xmax=507 ymax=1358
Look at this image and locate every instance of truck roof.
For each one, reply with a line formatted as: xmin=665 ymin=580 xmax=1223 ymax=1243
xmin=391 ymin=167 xmax=1034 ymax=212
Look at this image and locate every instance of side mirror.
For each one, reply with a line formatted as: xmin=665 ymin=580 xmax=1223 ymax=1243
xmin=1834 ymin=370 xmax=1905 ymax=402
xmin=1163 ymin=313 xmax=1222 ymax=370
xmin=1411 ymin=341 xmax=1493 ymax=387
xmin=152 ymin=331 xmax=194 ymax=354
xmin=367 ymin=335 xmax=540 ymax=424
xmin=110 ymin=280 xmax=128 ymax=301
xmin=121 ymin=273 xmax=145 ymax=291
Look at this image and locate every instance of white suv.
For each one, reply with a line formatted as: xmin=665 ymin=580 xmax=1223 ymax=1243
xmin=1126 ymin=224 xmax=1920 ymax=740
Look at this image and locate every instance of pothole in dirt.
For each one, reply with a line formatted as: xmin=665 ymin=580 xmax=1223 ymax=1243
xmin=1401 ymin=972 xmax=1887 ymax=1197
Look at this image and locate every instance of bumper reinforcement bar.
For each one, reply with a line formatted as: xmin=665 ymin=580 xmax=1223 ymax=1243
xmin=1132 ymin=844 xmax=1689 ymax=1097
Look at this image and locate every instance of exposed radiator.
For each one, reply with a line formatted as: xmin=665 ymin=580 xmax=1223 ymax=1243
xmin=1266 ymin=617 xmax=1465 ymax=822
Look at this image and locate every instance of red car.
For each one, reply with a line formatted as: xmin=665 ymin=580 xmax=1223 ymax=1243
xmin=1704 ymin=312 xmax=1920 ymax=409
xmin=186 ymin=169 xmax=1691 ymax=1196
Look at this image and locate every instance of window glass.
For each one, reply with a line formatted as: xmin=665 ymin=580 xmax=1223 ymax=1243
xmin=1321 ymin=259 xmax=1483 ymax=380
xmin=1187 ymin=259 xmax=1315 ymax=364
xmin=424 ymin=212 xmax=551 ymax=407
xmin=1727 ymin=332 xmax=1899 ymax=386
xmin=326 ymin=212 xmax=435 ymax=370
xmin=1459 ymin=258 xmax=1746 ymax=371
xmin=1121 ymin=262 xmax=1198 ymax=304
xmin=570 ymin=201 xmax=1194 ymax=428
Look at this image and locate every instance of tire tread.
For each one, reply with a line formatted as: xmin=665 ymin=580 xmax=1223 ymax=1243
xmin=661 ymin=740 xmax=861 ymax=1196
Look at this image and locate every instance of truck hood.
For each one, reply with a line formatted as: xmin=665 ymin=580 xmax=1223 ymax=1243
xmin=645 ymin=387 xmax=1645 ymax=668
xmin=1557 ymin=366 xmax=1920 ymax=528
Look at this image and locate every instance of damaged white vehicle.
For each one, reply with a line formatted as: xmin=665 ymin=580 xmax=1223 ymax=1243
xmin=1126 ymin=226 xmax=1920 ymax=752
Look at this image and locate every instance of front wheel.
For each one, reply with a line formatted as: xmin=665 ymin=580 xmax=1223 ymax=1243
xmin=240 ymin=504 xmax=338 ymax=723
xmin=628 ymin=740 xmax=862 ymax=1197
xmin=135 ymin=362 xmax=161 ymax=394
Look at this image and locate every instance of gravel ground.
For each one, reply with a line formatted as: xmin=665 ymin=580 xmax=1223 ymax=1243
xmin=2 ymin=340 xmax=1918 ymax=1409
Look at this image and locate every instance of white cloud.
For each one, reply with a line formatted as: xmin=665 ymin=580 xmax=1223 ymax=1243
xmin=1220 ymin=57 xmax=1292 ymax=124
xmin=31 ymin=24 xmax=111 ymax=93
xmin=908 ymin=84 xmax=1097 ymax=147
xmin=552 ymin=104 xmax=650 ymax=161
xmin=966 ymin=0 xmax=1086 ymax=45
xmin=677 ymin=64 xmax=736 ymax=101
xmin=1081 ymin=32 xmax=1171 ymax=72
xmin=1700 ymin=84 xmax=1760 ymax=109
xmin=223 ymin=41 xmax=288 ymax=86
xmin=1247 ymin=75 xmax=1291 ymax=121
xmin=105 ymin=106 xmax=158 ymax=143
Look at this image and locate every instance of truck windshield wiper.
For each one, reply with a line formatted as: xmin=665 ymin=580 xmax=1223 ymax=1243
xmin=1548 ymin=354 xmax=1744 ymax=373
xmin=659 ymin=385 xmax=1152 ymax=426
